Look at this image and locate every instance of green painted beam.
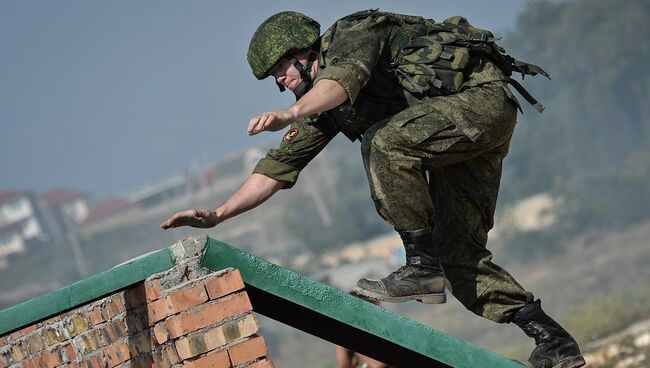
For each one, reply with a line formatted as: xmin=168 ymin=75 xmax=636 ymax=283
xmin=201 ymin=238 xmax=525 ymax=368
xmin=0 ymin=248 xmax=175 ymax=335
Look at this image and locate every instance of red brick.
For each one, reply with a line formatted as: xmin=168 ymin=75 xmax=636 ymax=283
xmin=18 ymin=357 xmax=38 ymax=368
xmin=175 ymin=326 xmax=226 ymax=360
xmin=167 ymin=293 xmax=252 ymax=339
xmin=145 ymin=279 xmax=163 ymax=302
xmin=147 ymin=298 xmax=175 ymax=324
xmin=161 ymin=344 xmax=181 ymax=365
xmin=153 ymin=323 xmax=170 ymax=344
xmin=41 ymin=314 xmax=62 ymax=326
xmin=247 ymin=359 xmax=275 ymax=368
xmin=205 ymin=269 xmax=245 ymax=300
xmin=74 ymin=330 xmax=104 ymax=354
xmin=9 ymin=324 xmax=37 ymax=340
xmin=101 ymin=318 xmax=129 ymax=342
xmin=183 ymin=349 xmax=230 ymax=368
xmin=73 ymin=353 xmax=104 ymax=368
xmin=0 ymin=353 xmax=9 ymax=368
xmin=0 ymin=335 xmax=7 ymax=345
xmin=124 ymin=310 xmax=148 ymax=334
xmin=125 ymin=283 xmax=148 ymax=309
xmin=152 ymin=350 xmax=172 ymax=368
xmin=104 ymin=340 xmax=131 ymax=367
xmin=132 ymin=353 xmax=154 ymax=368
xmin=88 ymin=305 xmax=106 ymax=325
xmin=64 ymin=314 xmax=91 ymax=337
xmin=102 ymin=294 xmax=127 ymax=320
xmin=127 ymin=332 xmax=153 ymax=357
xmin=61 ymin=343 xmax=78 ymax=362
xmin=24 ymin=333 xmax=46 ymax=354
xmin=39 ymin=349 xmax=63 ymax=368
xmin=42 ymin=325 xmax=66 ymax=346
xmin=223 ymin=314 xmax=260 ymax=343
xmin=227 ymin=336 xmax=267 ymax=366
xmin=10 ymin=343 xmax=27 ymax=362
xmin=168 ymin=285 xmax=209 ymax=312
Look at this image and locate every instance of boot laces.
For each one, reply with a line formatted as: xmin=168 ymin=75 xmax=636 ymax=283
xmin=522 ymin=321 xmax=553 ymax=345
xmin=389 ymin=265 xmax=415 ymax=278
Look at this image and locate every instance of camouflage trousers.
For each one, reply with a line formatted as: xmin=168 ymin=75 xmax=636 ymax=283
xmin=360 ymin=81 xmax=534 ymax=323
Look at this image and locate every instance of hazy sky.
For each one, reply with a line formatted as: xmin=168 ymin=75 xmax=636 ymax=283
xmin=1 ymin=0 xmax=527 ymax=200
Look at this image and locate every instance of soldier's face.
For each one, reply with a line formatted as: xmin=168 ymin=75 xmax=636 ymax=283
xmin=270 ymin=49 xmax=317 ymax=92
xmin=271 ymin=58 xmax=302 ymax=92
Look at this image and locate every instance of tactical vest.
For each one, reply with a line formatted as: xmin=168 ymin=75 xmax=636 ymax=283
xmin=339 ymin=10 xmax=550 ymax=112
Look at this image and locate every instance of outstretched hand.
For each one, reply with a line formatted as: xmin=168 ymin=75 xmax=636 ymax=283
xmin=160 ymin=209 xmax=218 ymax=229
xmin=247 ymin=108 xmax=298 ymax=136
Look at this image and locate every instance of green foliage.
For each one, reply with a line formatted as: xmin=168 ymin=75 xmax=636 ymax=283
xmin=501 ymin=0 xmax=650 ymax=203
xmin=557 ymin=151 xmax=650 ymax=232
xmin=497 ymin=0 xmax=650 ymax=263
xmin=503 ymin=151 xmax=650 ymax=261
xmin=566 ymin=288 xmax=650 ymax=342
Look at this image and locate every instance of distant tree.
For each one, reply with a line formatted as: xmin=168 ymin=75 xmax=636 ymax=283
xmin=501 ymin=0 xmax=650 ymax=201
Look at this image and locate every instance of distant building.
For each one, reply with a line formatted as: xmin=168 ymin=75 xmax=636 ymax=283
xmin=128 ymin=174 xmax=188 ymax=209
xmin=38 ymin=189 xmax=90 ymax=224
xmin=80 ymin=196 xmax=142 ymax=235
xmin=36 ymin=189 xmax=90 ymax=248
xmin=83 ymin=197 xmax=134 ymax=226
xmin=0 ymin=191 xmax=47 ymax=266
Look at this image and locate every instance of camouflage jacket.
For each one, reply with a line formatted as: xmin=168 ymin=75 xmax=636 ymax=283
xmin=253 ymin=11 xmax=510 ymax=188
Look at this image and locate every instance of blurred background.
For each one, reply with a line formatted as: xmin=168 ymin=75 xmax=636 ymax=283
xmin=1 ymin=0 xmax=649 ymax=366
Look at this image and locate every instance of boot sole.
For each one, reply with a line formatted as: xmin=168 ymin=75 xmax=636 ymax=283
xmin=519 ymin=355 xmax=586 ymax=368
xmin=554 ymin=355 xmax=586 ymax=368
xmin=352 ymin=286 xmax=446 ymax=304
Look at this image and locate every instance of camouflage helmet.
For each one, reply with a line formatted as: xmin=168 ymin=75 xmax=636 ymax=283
xmin=247 ymin=11 xmax=320 ymax=80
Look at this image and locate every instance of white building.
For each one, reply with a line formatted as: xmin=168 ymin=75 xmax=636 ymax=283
xmin=38 ymin=189 xmax=90 ymax=224
xmin=0 ymin=191 xmax=45 ymax=267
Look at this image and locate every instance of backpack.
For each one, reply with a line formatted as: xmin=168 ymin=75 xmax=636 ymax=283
xmin=342 ymin=10 xmax=550 ymax=112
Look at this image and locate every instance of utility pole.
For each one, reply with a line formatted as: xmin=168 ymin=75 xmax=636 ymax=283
xmin=62 ymin=211 xmax=88 ymax=278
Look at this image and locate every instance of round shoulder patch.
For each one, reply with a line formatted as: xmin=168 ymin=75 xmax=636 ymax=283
xmin=282 ymin=128 xmax=299 ymax=143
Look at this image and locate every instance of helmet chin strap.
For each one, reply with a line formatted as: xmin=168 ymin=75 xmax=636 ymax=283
xmin=277 ymin=51 xmax=318 ymax=98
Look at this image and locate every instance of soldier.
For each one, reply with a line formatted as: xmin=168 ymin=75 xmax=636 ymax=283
xmin=161 ymin=10 xmax=585 ymax=368
xmin=336 ymin=292 xmax=390 ymax=368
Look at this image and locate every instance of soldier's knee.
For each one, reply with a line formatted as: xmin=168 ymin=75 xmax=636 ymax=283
xmin=364 ymin=128 xmax=402 ymax=159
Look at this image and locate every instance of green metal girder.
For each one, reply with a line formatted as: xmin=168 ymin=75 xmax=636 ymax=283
xmin=0 ymin=248 xmax=175 ymax=335
xmin=201 ymin=238 xmax=526 ymax=368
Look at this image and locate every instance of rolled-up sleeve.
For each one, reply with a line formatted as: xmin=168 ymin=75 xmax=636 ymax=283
xmin=314 ymin=15 xmax=393 ymax=104
xmin=253 ymin=114 xmax=338 ymax=189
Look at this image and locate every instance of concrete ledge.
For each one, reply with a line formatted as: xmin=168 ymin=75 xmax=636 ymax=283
xmin=0 ymin=247 xmax=175 ymax=335
xmin=200 ymin=238 xmax=526 ymax=368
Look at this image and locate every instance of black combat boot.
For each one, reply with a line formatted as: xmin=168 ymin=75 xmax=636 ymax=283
xmin=354 ymin=227 xmax=446 ymax=304
xmin=512 ymin=300 xmax=586 ymax=368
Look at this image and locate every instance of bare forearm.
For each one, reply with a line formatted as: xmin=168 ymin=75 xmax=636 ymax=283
xmin=335 ymin=347 xmax=353 ymax=368
xmin=215 ymin=173 xmax=285 ymax=223
xmin=289 ymin=79 xmax=348 ymax=119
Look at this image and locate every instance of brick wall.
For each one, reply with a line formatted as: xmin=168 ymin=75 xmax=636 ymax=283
xmin=0 ymin=260 xmax=273 ymax=367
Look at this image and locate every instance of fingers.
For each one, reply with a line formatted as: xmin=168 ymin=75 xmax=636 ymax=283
xmin=160 ymin=212 xmax=182 ymax=229
xmin=160 ymin=209 xmax=194 ymax=229
xmin=195 ymin=209 xmax=211 ymax=218
xmin=247 ymin=112 xmax=278 ymax=135
xmin=160 ymin=209 xmax=217 ymax=230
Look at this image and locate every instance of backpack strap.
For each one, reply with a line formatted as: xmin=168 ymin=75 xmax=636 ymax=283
xmin=508 ymin=78 xmax=545 ymax=113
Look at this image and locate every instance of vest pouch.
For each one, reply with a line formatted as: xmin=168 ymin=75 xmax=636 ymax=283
xmin=432 ymin=68 xmax=465 ymax=92
xmin=393 ymin=35 xmax=470 ymax=96
xmin=435 ymin=46 xmax=470 ymax=71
